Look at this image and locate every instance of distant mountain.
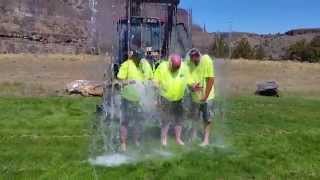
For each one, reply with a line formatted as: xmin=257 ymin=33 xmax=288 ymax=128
xmin=285 ymin=28 xmax=320 ymax=36
xmin=192 ymin=27 xmax=320 ymax=59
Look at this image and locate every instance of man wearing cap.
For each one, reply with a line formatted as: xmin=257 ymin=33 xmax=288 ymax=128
xmin=144 ymin=47 xmax=161 ymax=71
xmin=154 ymin=54 xmax=189 ymax=146
xmin=117 ymin=50 xmax=153 ymax=151
xmin=186 ymin=48 xmax=215 ymax=146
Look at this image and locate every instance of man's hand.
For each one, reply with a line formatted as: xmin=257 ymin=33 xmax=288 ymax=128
xmin=119 ymin=80 xmax=136 ymax=86
xmin=191 ymin=83 xmax=203 ymax=92
xmin=200 ymin=96 xmax=208 ymax=102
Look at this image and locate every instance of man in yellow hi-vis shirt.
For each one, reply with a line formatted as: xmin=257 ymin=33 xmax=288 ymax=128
xmin=117 ymin=50 xmax=153 ymax=151
xmin=186 ymin=48 xmax=215 ymax=146
xmin=154 ymin=54 xmax=189 ymax=146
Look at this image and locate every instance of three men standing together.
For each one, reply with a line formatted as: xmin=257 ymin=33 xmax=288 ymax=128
xmin=117 ymin=49 xmax=215 ymax=151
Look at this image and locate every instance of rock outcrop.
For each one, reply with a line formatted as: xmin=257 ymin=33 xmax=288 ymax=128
xmin=0 ymin=0 xmax=190 ymax=54
xmin=0 ymin=0 xmax=93 ymax=53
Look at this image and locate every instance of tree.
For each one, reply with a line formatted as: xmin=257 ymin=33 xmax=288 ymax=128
xmin=231 ymin=38 xmax=254 ymax=59
xmin=286 ymin=37 xmax=320 ymax=62
xmin=307 ymin=36 xmax=320 ymax=62
xmin=286 ymin=39 xmax=310 ymax=61
xmin=254 ymin=45 xmax=266 ymax=60
xmin=211 ymin=36 xmax=229 ymax=58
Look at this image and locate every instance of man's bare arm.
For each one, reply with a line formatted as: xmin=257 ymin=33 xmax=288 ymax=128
xmin=202 ymin=77 xmax=214 ymax=101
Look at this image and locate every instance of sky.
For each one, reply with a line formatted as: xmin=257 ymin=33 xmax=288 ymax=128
xmin=180 ymin=0 xmax=320 ymax=34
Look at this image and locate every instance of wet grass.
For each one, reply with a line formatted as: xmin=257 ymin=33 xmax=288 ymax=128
xmin=0 ymin=96 xmax=320 ymax=179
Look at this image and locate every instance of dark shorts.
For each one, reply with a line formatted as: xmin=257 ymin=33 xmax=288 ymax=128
xmin=120 ymin=99 xmax=143 ymax=126
xmin=159 ymin=97 xmax=184 ymax=126
xmin=190 ymin=101 xmax=215 ymax=123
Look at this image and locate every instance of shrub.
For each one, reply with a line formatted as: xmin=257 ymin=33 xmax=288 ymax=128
xmin=211 ymin=36 xmax=229 ymax=58
xmin=309 ymin=36 xmax=320 ymax=62
xmin=231 ymin=38 xmax=254 ymax=59
xmin=254 ymin=45 xmax=266 ymax=60
xmin=286 ymin=37 xmax=320 ymax=62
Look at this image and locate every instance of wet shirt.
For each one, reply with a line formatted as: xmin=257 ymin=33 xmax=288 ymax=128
xmin=187 ymin=54 xmax=215 ymax=103
xmin=154 ymin=61 xmax=189 ymax=102
xmin=140 ymin=59 xmax=153 ymax=80
xmin=117 ymin=59 xmax=153 ymax=102
xmin=117 ymin=59 xmax=153 ymax=81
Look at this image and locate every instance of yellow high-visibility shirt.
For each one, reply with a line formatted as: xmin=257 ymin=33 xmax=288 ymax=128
xmin=117 ymin=59 xmax=153 ymax=102
xmin=187 ymin=54 xmax=215 ymax=103
xmin=154 ymin=61 xmax=189 ymax=102
xmin=117 ymin=59 xmax=153 ymax=81
xmin=140 ymin=59 xmax=153 ymax=80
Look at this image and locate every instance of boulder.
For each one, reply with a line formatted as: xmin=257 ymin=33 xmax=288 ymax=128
xmin=66 ymin=80 xmax=104 ymax=97
xmin=255 ymin=80 xmax=280 ymax=97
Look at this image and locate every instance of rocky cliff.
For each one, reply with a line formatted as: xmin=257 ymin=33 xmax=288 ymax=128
xmin=0 ymin=0 xmax=93 ymax=53
xmin=192 ymin=28 xmax=320 ymax=59
xmin=0 ymin=0 xmax=190 ymax=54
xmin=235 ymin=29 xmax=320 ymax=59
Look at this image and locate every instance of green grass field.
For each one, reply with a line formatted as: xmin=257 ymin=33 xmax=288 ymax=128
xmin=1 ymin=96 xmax=320 ymax=179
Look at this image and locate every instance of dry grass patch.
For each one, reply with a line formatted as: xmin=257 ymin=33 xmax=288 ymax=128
xmin=226 ymin=59 xmax=320 ymax=96
xmin=0 ymin=54 xmax=319 ymax=97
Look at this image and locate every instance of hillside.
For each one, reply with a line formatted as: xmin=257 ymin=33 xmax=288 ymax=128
xmin=0 ymin=0 xmax=319 ymax=59
xmin=0 ymin=0 xmax=190 ymax=54
xmin=0 ymin=0 xmax=93 ymax=53
xmin=192 ymin=27 xmax=320 ymax=59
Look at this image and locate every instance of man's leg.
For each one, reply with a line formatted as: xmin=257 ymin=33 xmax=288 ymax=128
xmin=120 ymin=99 xmax=129 ymax=151
xmin=160 ymin=98 xmax=170 ymax=147
xmin=120 ymin=122 xmax=128 ymax=151
xmin=161 ymin=122 xmax=170 ymax=146
xmin=174 ymin=125 xmax=185 ymax=145
xmin=190 ymin=103 xmax=200 ymax=142
xmin=200 ymin=102 xmax=213 ymax=146
xmin=133 ymin=119 xmax=143 ymax=146
xmin=200 ymin=121 xmax=211 ymax=146
xmin=133 ymin=105 xmax=143 ymax=146
xmin=174 ymin=101 xmax=184 ymax=146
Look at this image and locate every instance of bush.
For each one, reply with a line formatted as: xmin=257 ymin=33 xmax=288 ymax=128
xmin=309 ymin=36 xmax=320 ymax=62
xmin=231 ymin=38 xmax=254 ymax=59
xmin=286 ymin=36 xmax=320 ymax=62
xmin=254 ymin=45 xmax=266 ymax=60
xmin=211 ymin=36 xmax=229 ymax=58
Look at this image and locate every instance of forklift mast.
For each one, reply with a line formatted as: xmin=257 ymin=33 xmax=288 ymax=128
xmin=112 ymin=0 xmax=191 ymax=77
xmin=102 ymin=0 xmax=191 ymax=111
xmin=126 ymin=0 xmax=180 ymax=57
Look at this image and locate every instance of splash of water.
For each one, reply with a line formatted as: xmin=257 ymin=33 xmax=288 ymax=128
xmin=89 ymin=153 xmax=134 ymax=167
xmin=89 ymin=59 xmax=231 ymax=167
xmin=88 ymin=0 xmax=98 ymax=47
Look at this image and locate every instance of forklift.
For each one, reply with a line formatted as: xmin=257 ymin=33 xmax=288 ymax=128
xmin=94 ymin=0 xmax=192 ymax=152
xmin=100 ymin=0 xmax=192 ymax=112
xmin=112 ymin=0 xmax=192 ymax=76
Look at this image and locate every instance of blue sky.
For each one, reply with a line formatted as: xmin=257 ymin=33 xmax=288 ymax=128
xmin=180 ymin=0 xmax=320 ymax=34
